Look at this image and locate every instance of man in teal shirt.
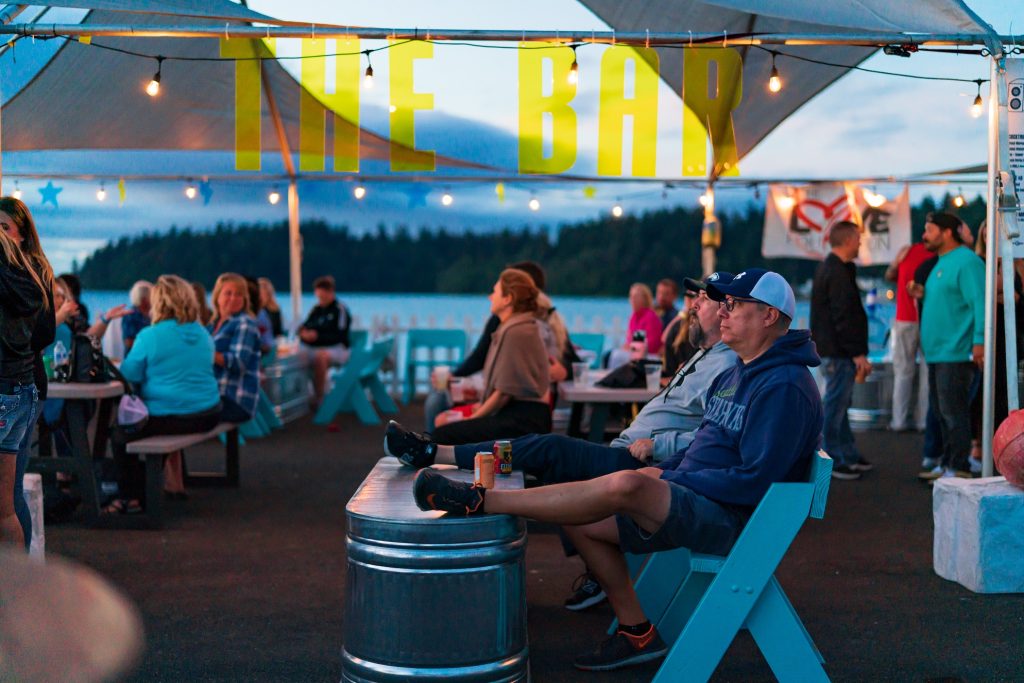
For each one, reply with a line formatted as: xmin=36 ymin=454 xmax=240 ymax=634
xmin=918 ymin=212 xmax=985 ymax=480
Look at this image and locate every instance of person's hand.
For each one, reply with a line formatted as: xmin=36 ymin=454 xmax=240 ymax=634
xmin=58 ymin=299 xmax=78 ymax=318
xmin=628 ymin=438 xmax=655 ymax=463
xmin=854 ymin=355 xmax=872 ymax=378
xmin=973 ymin=344 xmax=985 ymax=368
xmin=103 ymin=303 xmax=130 ymax=322
xmin=906 ymin=281 xmax=924 ymax=300
xmin=299 ymin=329 xmax=317 ymax=343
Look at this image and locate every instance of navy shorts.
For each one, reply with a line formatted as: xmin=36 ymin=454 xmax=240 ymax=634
xmin=616 ymin=481 xmax=747 ymax=557
xmin=0 ymin=383 xmax=38 ymax=455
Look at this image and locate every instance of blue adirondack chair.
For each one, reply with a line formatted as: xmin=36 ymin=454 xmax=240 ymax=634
xmin=314 ymin=338 xmax=398 ymax=425
xmin=614 ymin=450 xmax=833 ymax=683
xmin=570 ymin=332 xmax=605 ymax=369
xmin=401 ymin=328 xmax=467 ymax=404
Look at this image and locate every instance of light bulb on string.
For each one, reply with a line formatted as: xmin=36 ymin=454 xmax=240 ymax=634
xmin=96 ymin=182 xmax=107 ymax=202
xmin=953 ymin=187 xmax=966 ymax=208
xmin=568 ymin=45 xmax=579 ymax=85
xmin=698 ymin=191 xmax=713 ymax=208
xmin=11 ymin=182 xmax=22 ymax=200
xmin=363 ymin=51 xmax=374 ymax=89
xmin=863 ymin=187 xmax=887 ymax=208
xmin=441 ymin=189 xmax=454 ymax=206
xmin=971 ymin=79 xmax=984 ymax=118
xmin=767 ymin=52 xmax=782 ymax=93
xmin=268 ymin=189 xmax=281 ymax=205
xmin=146 ymin=56 xmax=164 ymax=97
xmin=185 ymin=182 xmax=197 ymax=200
xmin=529 ymin=196 xmax=540 ymax=212
xmin=611 ymin=201 xmax=623 ymax=218
xmin=354 ymin=184 xmax=366 ymax=200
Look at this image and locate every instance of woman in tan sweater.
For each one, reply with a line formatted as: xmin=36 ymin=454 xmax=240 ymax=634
xmin=431 ymin=268 xmax=551 ymax=444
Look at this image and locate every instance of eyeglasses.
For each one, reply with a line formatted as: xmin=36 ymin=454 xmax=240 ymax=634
xmin=719 ymin=296 xmax=761 ymax=312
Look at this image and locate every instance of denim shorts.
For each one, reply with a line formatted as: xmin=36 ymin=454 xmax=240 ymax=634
xmin=0 ymin=383 xmax=38 ymax=455
xmin=616 ymin=481 xmax=747 ymax=557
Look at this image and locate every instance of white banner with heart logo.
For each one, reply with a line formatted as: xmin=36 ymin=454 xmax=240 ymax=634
xmin=761 ymin=182 xmax=911 ymax=264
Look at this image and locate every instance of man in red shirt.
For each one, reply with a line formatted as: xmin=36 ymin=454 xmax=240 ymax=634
xmin=885 ymin=241 xmax=933 ymax=431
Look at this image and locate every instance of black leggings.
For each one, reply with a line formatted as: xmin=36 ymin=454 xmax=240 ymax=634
xmin=110 ymin=405 xmax=221 ymax=502
xmin=430 ymin=399 xmax=552 ymax=445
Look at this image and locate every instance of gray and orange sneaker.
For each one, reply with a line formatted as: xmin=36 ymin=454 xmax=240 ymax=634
xmin=413 ymin=468 xmax=486 ymax=515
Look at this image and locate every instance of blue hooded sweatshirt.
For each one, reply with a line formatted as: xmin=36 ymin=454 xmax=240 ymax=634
xmin=656 ymin=329 xmax=823 ymax=509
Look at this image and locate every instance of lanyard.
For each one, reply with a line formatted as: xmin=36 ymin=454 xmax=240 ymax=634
xmin=661 ymin=347 xmax=709 ymax=403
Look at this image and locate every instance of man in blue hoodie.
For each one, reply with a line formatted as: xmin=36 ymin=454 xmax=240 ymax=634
xmin=411 ymin=269 xmax=823 ymax=672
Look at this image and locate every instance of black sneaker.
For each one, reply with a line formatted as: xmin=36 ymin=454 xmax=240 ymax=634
xmin=384 ymin=420 xmax=437 ymax=468
xmin=573 ymin=628 xmax=668 ymax=671
xmin=850 ymin=457 xmax=874 ymax=472
xmin=564 ymin=573 xmax=607 ymax=611
xmin=831 ymin=464 xmax=861 ymax=480
xmin=413 ymin=468 xmax=486 ymax=515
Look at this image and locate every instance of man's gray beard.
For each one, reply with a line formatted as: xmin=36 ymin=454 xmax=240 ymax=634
xmin=688 ymin=315 xmax=706 ymax=348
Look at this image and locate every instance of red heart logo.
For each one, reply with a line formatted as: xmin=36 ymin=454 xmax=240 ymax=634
xmin=794 ymin=195 xmax=850 ymax=232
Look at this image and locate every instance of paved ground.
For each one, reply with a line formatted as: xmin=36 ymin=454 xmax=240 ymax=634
xmin=44 ymin=405 xmax=1024 ymax=682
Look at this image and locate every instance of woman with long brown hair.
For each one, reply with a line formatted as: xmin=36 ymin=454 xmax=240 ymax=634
xmin=0 ymin=197 xmax=55 ymax=548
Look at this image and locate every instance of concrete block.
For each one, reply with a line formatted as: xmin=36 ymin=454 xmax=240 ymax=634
xmin=934 ymin=476 xmax=1024 ymax=593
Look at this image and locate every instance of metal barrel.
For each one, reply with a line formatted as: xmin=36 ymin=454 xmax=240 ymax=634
xmin=260 ymin=353 xmax=310 ymax=423
xmin=849 ymin=362 xmax=895 ymax=430
xmin=342 ymin=459 xmax=529 ymax=682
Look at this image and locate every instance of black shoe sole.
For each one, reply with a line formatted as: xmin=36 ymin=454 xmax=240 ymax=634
xmin=574 ymin=646 xmax=668 ymax=671
xmin=564 ymin=591 xmax=607 ymax=612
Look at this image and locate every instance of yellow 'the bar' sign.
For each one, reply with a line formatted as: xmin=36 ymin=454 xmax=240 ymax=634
xmin=226 ymin=39 xmax=742 ymax=177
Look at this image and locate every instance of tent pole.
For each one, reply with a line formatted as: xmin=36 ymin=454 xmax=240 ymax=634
xmin=0 ymin=5 xmax=27 ymax=194
xmin=981 ymin=56 xmax=997 ymax=478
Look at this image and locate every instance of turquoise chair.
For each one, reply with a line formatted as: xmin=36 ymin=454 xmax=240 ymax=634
xmin=616 ymin=451 xmax=833 ymax=683
xmin=402 ymin=328 xmax=467 ymax=404
xmin=314 ymin=338 xmax=398 ymax=425
xmin=350 ymin=329 xmax=369 ymax=351
xmin=570 ymin=332 xmax=605 ymax=369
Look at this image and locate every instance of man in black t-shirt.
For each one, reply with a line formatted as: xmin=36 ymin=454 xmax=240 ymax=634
xmin=299 ymin=275 xmax=352 ymax=406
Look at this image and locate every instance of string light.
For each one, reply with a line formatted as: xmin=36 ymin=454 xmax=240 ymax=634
xmin=11 ymin=182 xmax=22 ymax=200
xmin=953 ymin=187 xmax=966 ymax=208
xmin=528 ymin=195 xmax=540 ymax=211
xmin=441 ymin=189 xmax=454 ymax=206
xmin=363 ymin=50 xmax=374 ymax=90
xmin=268 ymin=188 xmax=281 ymax=205
xmin=971 ymin=79 xmax=984 ymax=118
xmin=96 ymin=182 xmax=107 ymax=202
xmin=184 ymin=181 xmax=197 ymax=199
xmin=611 ymin=201 xmax=623 ymax=218
xmin=568 ymin=45 xmax=579 ymax=85
xmin=863 ymin=188 xmax=887 ymax=208
xmin=768 ymin=51 xmax=782 ymax=93
xmin=353 ymin=183 xmax=366 ymax=199
xmin=698 ymin=191 xmax=713 ymax=208
xmin=146 ymin=55 xmax=163 ymax=97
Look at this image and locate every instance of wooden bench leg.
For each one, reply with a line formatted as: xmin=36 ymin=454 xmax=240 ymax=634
xmin=226 ymin=428 xmax=239 ymax=488
xmin=143 ymin=453 xmax=164 ymax=529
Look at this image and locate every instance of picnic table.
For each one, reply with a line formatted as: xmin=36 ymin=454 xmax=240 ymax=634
xmin=342 ymin=458 xmax=528 ymax=681
xmin=30 ymin=380 xmax=124 ymax=523
xmin=558 ymin=372 xmax=660 ymax=443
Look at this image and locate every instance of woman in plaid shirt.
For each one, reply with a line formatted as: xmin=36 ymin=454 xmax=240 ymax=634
xmin=209 ymin=273 xmax=262 ymax=424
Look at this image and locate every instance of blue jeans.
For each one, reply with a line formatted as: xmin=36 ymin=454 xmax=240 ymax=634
xmin=423 ymin=389 xmax=452 ymax=433
xmin=1 ymin=383 xmax=39 ymax=551
xmin=820 ymin=357 xmax=859 ymax=466
xmin=452 ymin=433 xmax=643 ymax=485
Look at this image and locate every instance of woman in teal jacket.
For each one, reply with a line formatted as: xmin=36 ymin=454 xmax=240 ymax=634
xmin=107 ymin=275 xmax=221 ymax=514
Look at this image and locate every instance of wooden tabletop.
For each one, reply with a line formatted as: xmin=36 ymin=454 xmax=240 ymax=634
xmin=46 ymin=381 xmax=124 ymax=400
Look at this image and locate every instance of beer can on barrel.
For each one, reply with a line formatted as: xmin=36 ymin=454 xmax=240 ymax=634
xmin=493 ymin=440 xmax=513 ymax=475
xmin=474 ymin=452 xmax=495 ymax=489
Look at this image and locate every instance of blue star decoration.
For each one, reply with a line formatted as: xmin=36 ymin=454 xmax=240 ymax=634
xmin=39 ymin=181 xmax=62 ymax=208
xmin=199 ymin=180 xmax=213 ymax=206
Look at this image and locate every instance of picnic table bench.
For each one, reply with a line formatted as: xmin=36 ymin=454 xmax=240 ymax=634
xmin=123 ymin=422 xmax=239 ymax=528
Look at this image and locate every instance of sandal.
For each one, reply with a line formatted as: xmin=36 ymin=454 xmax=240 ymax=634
xmin=102 ymin=499 xmax=143 ymax=515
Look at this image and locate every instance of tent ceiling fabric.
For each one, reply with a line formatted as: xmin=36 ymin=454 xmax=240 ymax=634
xmin=1 ymin=9 xmax=491 ymax=171
xmin=578 ymin=0 xmax=993 ymax=170
xmin=18 ymin=0 xmax=274 ymax=23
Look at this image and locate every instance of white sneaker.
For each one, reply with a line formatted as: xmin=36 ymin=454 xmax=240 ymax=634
xmin=917 ymin=464 xmax=945 ymax=481
xmin=920 ymin=457 xmax=939 ymax=471
xmin=969 ymin=456 xmax=983 ymax=474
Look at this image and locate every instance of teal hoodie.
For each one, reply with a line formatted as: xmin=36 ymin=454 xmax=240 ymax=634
xmin=120 ymin=320 xmax=221 ymax=416
xmin=920 ymin=246 xmax=985 ymax=363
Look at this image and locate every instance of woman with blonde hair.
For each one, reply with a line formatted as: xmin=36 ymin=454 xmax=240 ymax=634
xmin=258 ymin=277 xmax=284 ymax=337
xmin=0 ymin=197 xmax=54 ymax=547
xmin=106 ymin=274 xmax=221 ymax=514
xmin=209 ymin=273 xmax=262 ymax=423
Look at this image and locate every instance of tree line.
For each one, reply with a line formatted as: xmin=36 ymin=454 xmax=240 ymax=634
xmin=75 ymin=193 xmax=986 ymax=296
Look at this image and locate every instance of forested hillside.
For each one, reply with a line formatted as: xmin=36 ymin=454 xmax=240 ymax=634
xmin=76 ymin=194 xmax=984 ymax=295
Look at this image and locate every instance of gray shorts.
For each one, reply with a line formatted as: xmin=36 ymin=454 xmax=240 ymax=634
xmin=298 ymin=343 xmax=350 ymax=366
xmin=615 ymin=481 xmax=747 ymax=557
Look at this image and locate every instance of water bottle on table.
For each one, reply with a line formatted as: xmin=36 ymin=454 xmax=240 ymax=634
xmin=52 ymin=341 xmax=70 ymax=383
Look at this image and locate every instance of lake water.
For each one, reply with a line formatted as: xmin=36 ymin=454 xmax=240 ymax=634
xmin=80 ymin=290 xmax=896 ymax=352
